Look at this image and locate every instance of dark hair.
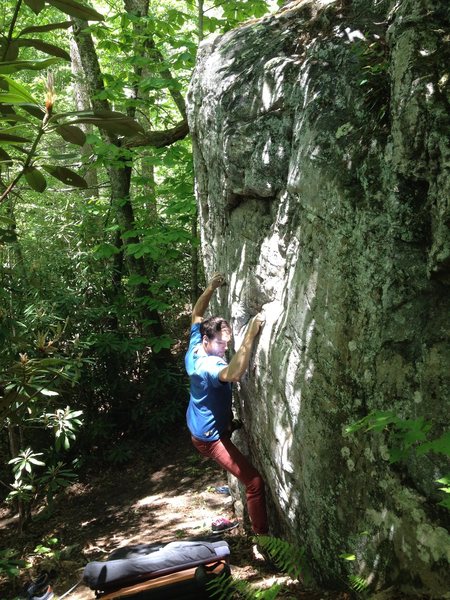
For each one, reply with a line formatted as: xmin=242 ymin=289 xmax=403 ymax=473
xmin=200 ymin=316 xmax=231 ymax=340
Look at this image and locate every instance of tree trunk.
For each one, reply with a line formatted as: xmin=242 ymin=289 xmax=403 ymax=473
xmin=72 ymin=18 xmax=165 ymax=339
xmin=191 ymin=214 xmax=200 ymax=305
xmin=69 ymin=36 xmax=99 ymax=196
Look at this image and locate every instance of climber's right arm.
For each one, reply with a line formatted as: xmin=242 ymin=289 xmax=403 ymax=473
xmin=191 ymin=273 xmax=226 ymax=324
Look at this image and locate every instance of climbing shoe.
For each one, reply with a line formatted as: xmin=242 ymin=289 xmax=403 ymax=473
xmin=211 ymin=517 xmax=239 ymax=533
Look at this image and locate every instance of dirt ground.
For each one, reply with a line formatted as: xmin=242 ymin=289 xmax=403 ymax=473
xmin=0 ymin=435 xmax=351 ymax=600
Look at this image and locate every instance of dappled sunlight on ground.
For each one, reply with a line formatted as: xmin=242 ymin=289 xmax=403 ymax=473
xmin=0 ymin=434 xmax=352 ymax=599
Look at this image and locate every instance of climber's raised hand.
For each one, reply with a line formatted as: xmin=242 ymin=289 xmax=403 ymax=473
xmin=208 ymin=272 xmax=226 ymax=290
xmin=192 ymin=272 xmax=226 ymax=324
xmin=247 ymin=312 xmax=265 ymax=338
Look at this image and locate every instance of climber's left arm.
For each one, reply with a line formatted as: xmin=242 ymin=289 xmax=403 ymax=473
xmin=219 ymin=313 xmax=265 ymax=382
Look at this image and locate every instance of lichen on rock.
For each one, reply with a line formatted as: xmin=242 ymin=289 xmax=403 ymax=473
xmin=187 ymin=0 xmax=450 ymax=595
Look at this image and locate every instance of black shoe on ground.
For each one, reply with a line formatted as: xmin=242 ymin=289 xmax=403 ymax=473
xmin=26 ymin=573 xmax=54 ymax=600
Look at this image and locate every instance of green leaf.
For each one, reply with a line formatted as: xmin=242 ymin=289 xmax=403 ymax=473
xmin=339 ymin=553 xmax=356 ymax=561
xmin=4 ymin=41 xmax=20 ymax=61
xmin=438 ymin=497 xmax=450 ymax=510
xmin=0 ymin=113 xmax=31 ymax=124
xmin=16 ymin=39 xmax=71 ymax=61
xmin=71 ymin=110 xmax=145 ymax=136
xmin=0 ymin=75 xmax=37 ymax=104
xmin=24 ymin=0 xmax=45 ymax=13
xmin=40 ymin=389 xmax=59 ymax=396
xmin=18 ymin=21 xmax=73 ymax=35
xmin=93 ymin=242 xmax=121 ymax=258
xmin=24 ymin=166 xmax=47 ymax=192
xmin=127 ymin=274 xmax=149 ymax=286
xmin=0 ymin=148 xmax=12 ymax=162
xmin=349 ymin=575 xmax=369 ymax=592
xmin=21 ymin=103 xmax=45 ymax=120
xmin=0 ymin=132 xmax=29 ymax=143
xmin=436 ymin=475 xmax=450 ymax=486
xmin=416 ymin=431 xmax=450 ymax=457
xmin=55 ymin=124 xmax=86 ymax=146
xmin=344 ymin=411 xmax=399 ymax=435
xmin=0 ymin=58 xmax=60 ymax=74
xmin=42 ymin=165 xmax=88 ymax=188
xmin=0 ymin=92 xmax=37 ymax=104
xmin=46 ymin=0 xmax=104 ymax=21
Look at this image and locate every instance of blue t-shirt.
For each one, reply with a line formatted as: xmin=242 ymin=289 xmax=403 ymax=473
xmin=185 ymin=323 xmax=232 ymax=441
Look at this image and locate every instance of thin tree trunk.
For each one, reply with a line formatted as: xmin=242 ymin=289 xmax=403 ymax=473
xmin=198 ymin=0 xmax=204 ymax=41
xmin=191 ymin=215 xmax=200 ymax=305
xmin=72 ymin=18 xmax=165 ymax=339
xmin=69 ymin=36 xmax=99 ymax=196
xmin=190 ymin=0 xmax=205 ymax=305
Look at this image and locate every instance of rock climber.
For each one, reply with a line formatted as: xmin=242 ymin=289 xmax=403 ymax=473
xmin=185 ymin=272 xmax=269 ymax=536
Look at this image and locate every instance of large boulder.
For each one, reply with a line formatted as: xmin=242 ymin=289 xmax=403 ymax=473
xmin=187 ymin=0 xmax=450 ymax=595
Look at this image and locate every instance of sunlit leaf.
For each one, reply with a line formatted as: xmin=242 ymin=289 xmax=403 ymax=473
xmin=55 ymin=124 xmax=86 ymax=146
xmin=436 ymin=475 xmax=450 ymax=486
xmin=339 ymin=553 xmax=356 ymax=561
xmin=40 ymin=389 xmax=59 ymax=396
xmin=42 ymin=165 xmax=88 ymax=188
xmin=0 ymin=92 xmax=37 ymax=104
xmin=0 ymin=58 xmax=60 ymax=74
xmin=0 ymin=76 xmax=36 ymax=102
xmin=16 ymin=39 xmax=71 ymax=61
xmin=24 ymin=166 xmax=47 ymax=192
xmin=47 ymin=0 xmax=104 ymax=21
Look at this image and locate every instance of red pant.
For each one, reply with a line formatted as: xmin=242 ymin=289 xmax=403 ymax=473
xmin=191 ymin=435 xmax=268 ymax=534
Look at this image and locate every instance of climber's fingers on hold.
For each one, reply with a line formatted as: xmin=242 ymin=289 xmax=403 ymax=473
xmin=209 ymin=272 xmax=226 ymax=288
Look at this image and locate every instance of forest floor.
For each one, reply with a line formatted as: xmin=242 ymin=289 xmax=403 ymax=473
xmin=0 ymin=433 xmax=354 ymax=600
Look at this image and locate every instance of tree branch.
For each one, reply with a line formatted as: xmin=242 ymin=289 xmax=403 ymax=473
xmin=124 ymin=119 xmax=189 ymax=148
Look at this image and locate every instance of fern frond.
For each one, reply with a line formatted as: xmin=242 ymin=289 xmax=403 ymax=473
xmin=255 ymin=536 xmax=308 ymax=581
xmin=255 ymin=583 xmax=282 ymax=599
xmin=207 ymin=571 xmax=254 ymax=600
xmin=207 ymin=572 xmax=238 ymax=600
xmin=207 ymin=571 xmax=282 ymax=599
xmin=348 ymin=574 xmax=369 ymax=592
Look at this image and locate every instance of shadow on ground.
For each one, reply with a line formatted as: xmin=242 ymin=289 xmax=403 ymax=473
xmin=0 ymin=433 xmax=350 ymax=600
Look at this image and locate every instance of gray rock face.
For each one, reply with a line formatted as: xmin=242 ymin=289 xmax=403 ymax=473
xmin=187 ymin=0 xmax=450 ymax=595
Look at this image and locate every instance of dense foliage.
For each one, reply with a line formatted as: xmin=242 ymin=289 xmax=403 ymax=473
xmin=0 ymin=0 xmax=277 ymax=530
